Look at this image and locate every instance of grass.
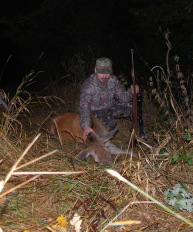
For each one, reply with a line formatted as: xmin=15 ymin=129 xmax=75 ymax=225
xmin=0 ymin=42 xmax=193 ymax=231
xmin=0 ymin=124 xmax=192 ymax=231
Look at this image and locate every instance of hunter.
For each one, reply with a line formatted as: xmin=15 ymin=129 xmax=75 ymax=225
xmin=79 ymin=57 xmax=139 ymax=140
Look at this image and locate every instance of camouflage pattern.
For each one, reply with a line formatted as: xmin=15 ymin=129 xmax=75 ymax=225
xmin=95 ymin=57 xmax=113 ymax=74
xmin=92 ymin=104 xmax=132 ymax=130
xmin=79 ymin=74 xmax=133 ymax=130
xmin=0 ymin=97 xmax=8 ymax=110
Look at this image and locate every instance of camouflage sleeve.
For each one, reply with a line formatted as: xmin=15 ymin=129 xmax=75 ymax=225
xmin=113 ymin=76 xmax=132 ymax=103
xmin=79 ymin=79 xmax=94 ymax=130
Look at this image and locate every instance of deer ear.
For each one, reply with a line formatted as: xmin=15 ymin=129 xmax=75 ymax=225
xmin=99 ymin=128 xmax=118 ymax=142
xmin=76 ymin=149 xmax=90 ymax=160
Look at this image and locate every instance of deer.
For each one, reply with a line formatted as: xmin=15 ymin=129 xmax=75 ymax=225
xmin=49 ymin=112 xmax=137 ymax=166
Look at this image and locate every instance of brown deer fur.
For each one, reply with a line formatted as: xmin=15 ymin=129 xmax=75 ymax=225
xmin=49 ymin=112 xmax=136 ymax=166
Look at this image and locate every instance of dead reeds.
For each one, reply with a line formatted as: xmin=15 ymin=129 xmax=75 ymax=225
xmin=0 ymin=45 xmax=193 ymax=231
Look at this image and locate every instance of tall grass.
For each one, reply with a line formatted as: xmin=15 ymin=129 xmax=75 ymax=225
xmin=0 ymin=45 xmax=193 ymax=231
xmin=1 ymin=74 xmax=32 ymax=138
xmin=149 ymin=30 xmax=192 ymax=118
xmin=146 ymin=30 xmax=193 ymax=170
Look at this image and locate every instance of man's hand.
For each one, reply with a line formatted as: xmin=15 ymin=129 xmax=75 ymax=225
xmin=83 ymin=125 xmax=96 ymax=140
xmin=130 ymin=84 xmax=139 ymax=94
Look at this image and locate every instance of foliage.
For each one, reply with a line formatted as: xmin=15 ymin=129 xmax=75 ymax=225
xmin=0 ymin=71 xmax=34 ymax=137
xmin=164 ymin=184 xmax=193 ymax=212
xmin=1 ymin=7 xmax=193 ymax=229
xmin=169 ymin=149 xmax=193 ymax=165
xmin=183 ymin=129 xmax=192 ymax=142
xmin=146 ymin=30 xmax=193 ymax=175
xmin=129 ymin=0 xmax=193 ymax=59
xmin=46 ymin=50 xmax=95 ymax=112
xmin=149 ymin=30 xmax=191 ymax=116
xmin=60 ymin=51 xmax=95 ymax=85
xmin=1 ymin=0 xmax=193 ymax=77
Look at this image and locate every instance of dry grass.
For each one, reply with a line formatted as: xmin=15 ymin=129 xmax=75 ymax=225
xmin=0 ymin=46 xmax=193 ymax=231
xmin=0 ymin=99 xmax=193 ymax=232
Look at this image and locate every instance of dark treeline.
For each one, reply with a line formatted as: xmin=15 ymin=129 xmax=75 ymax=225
xmin=0 ymin=0 xmax=193 ymax=90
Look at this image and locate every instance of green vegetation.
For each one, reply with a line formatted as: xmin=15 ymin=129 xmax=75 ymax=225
xmin=0 ymin=33 xmax=193 ymax=231
xmin=164 ymin=184 xmax=193 ymax=212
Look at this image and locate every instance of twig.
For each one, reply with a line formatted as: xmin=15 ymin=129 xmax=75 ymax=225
xmin=103 ymin=169 xmax=193 ymax=230
xmin=0 ymin=175 xmax=39 ymax=197
xmin=12 ymin=171 xmax=84 ymax=175
xmin=15 ymin=149 xmax=58 ymax=170
xmin=100 ymin=201 xmax=151 ymax=231
xmin=3 ymin=133 xmax=41 ymax=186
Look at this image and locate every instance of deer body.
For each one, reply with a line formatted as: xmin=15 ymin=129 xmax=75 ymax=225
xmin=49 ymin=112 xmax=135 ymax=166
xmin=49 ymin=113 xmax=84 ymax=142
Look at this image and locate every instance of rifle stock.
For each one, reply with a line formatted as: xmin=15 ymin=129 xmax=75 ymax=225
xmin=131 ymin=49 xmax=145 ymax=138
xmin=137 ymin=93 xmax=145 ymax=137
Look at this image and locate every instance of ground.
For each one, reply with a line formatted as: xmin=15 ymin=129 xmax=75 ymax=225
xmin=0 ymin=101 xmax=193 ymax=232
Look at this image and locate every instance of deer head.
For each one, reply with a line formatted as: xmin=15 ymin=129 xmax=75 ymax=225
xmin=76 ymin=128 xmax=118 ymax=166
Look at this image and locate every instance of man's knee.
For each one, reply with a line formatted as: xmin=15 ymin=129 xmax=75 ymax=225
xmin=92 ymin=110 xmax=117 ymax=131
xmin=106 ymin=118 xmax=117 ymax=131
xmin=109 ymin=104 xmax=132 ymax=118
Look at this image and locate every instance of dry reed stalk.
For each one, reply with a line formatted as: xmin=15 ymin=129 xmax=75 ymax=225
xmin=2 ymin=113 xmax=23 ymax=136
xmin=0 ymin=130 xmax=19 ymax=162
xmin=52 ymin=118 xmax=63 ymax=145
xmin=12 ymin=171 xmax=83 ymax=175
xmin=36 ymin=111 xmax=55 ymax=133
xmin=0 ymin=133 xmax=41 ymax=197
xmin=15 ymin=149 xmax=58 ymax=170
xmin=36 ymin=95 xmax=66 ymax=108
xmin=154 ymin=134 xmax=171 ymax=155
xmin=100 ymin=201 xmax=152 ymax=231
xmin=0 ymin=174 xmax=39 ymax=197
xmin=51 ymin=118 xmax=84 ymax=144
xmin=0 ymin=132 xmax=84 ymax=198
xmin=3 ymin=133 xmax=41 ymax=187
xmin=104 ymin=169 xmax=193 ymax=230
xmin=46 ymin=226 xmax=55 ymax=232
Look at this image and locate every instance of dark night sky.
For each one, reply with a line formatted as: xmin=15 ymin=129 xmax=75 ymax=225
xmin=0 ymin=0 xmax=193 ymax=91
xmin=0 ymin=1 xmax=43 ymax=17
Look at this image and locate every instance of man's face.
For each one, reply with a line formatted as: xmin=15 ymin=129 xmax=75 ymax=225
xmin=95 ymin=69 xmax=111 ymax=82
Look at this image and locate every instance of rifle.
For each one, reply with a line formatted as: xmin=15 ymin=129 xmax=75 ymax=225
xmin=131 ymin=49 xmax=145 ymax=138
xmin=131 ymin=49 xmax=138 ymax=135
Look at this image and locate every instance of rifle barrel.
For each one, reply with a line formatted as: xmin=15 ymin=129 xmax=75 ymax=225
xmin=131 ymin=49 xmax=138 ymax=135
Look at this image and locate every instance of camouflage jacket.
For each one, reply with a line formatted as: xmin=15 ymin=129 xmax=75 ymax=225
xmin=79 ymin=74 xmax=132 ymax=129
